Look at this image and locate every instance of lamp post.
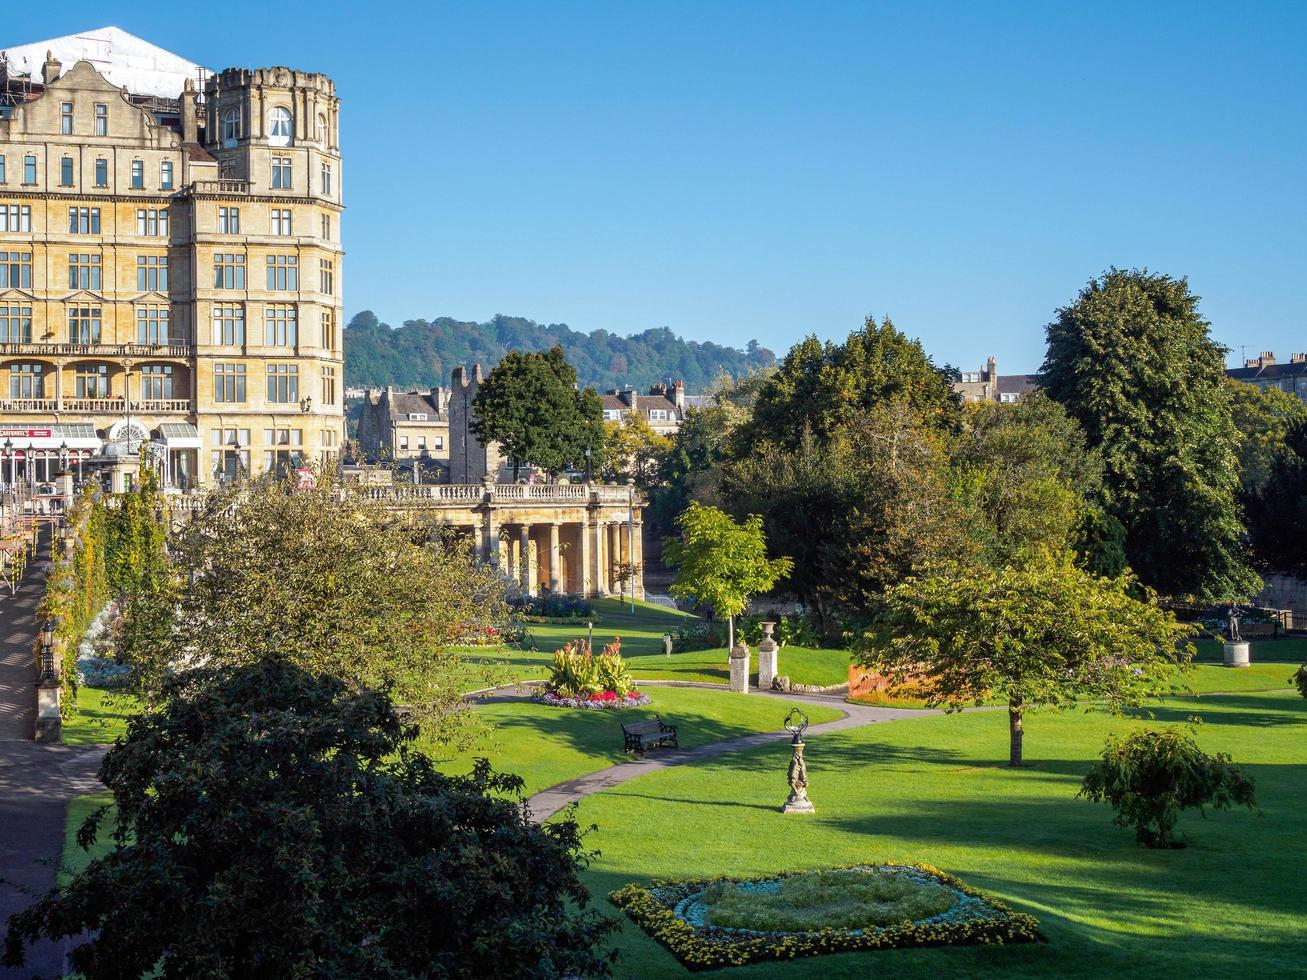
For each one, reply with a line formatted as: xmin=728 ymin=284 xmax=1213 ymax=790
xmin=627 ymin=478 xmax=636 ymax=614
xmin=3 ymin=438 xmax=12 ymax=489
xmin=39 ymin=617 xmax=56 ymax=681
xmin=583 ymin=444 xmax=592 ymax=484
xmin=781 ymin=708 xmax=815 ymax=814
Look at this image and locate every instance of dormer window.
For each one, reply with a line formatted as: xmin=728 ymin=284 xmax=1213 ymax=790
xmin=408 ymin=413 xmax=428 ymax=421
xmin=222 ymin=108 xmax=240 ymax=148
xmin=268 ymin=107 xmax=293 ymax=146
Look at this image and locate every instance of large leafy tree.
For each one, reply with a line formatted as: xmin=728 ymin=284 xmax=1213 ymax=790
xmin=471 ymin=345 xmax=606 ymax=480
xmin=602 ymin=412 xmax=672 ymax=487
xmin=665 ymin=502 xmax=793 ymax=650
xmin=121 ymin=477 xmax=506 ymax=746
xmin=734 ymin=316 xmax=961 ymax=456
xmin=1228 ymin=379 xmax=1307 ymax=497
xmin=3 ymin=660 xmax=616 ymax=978
xmin=1040 ymin=268 xmax=1259 ymax=601
xmin=951 ymin=392 xmax=1124 ymax=573
xmin=721 ymin=404 xmax=970 ymax=633
xmin=859 ymin=551 xmax=1193 ymax=767
xmin=1246 ymin=417 xmax=1307 ymax=576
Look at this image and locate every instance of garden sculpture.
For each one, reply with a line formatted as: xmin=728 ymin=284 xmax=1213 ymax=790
xmin=782 ymin=708 xmax=815 ymax=814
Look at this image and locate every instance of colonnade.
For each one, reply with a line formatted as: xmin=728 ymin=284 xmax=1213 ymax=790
xmin=488 ymin=517 xmax=643 ymax=598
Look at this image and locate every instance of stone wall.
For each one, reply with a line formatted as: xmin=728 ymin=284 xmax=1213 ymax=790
xmin=1253 ymin=575 xmax=1307 ymax=630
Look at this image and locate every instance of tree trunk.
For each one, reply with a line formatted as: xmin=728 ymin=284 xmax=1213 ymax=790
xmin=1008 ymin=700 xmax=1024 ymax=767
xmin=728 ymin=614 xmax=735 ymax=653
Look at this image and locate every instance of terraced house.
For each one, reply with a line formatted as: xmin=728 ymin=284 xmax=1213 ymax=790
xmin=0 ymin=27 xmax=343 ymax=486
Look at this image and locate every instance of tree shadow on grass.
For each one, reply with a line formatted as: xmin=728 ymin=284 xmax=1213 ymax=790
xmin=1124 ymin=695 xmax=1306 ymax=728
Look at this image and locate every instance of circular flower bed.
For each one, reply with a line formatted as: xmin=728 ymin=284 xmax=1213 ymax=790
xmin=531 ymin=688 xmax=651 ymax=709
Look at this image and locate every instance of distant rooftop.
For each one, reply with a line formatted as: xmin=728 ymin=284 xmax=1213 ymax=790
xmin=1 ymin=26 xmax=208 ymax=99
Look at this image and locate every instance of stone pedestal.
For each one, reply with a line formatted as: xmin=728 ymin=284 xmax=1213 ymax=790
xmin=1223 ymin=641 xmax=1251 ymax=668
xmin=729 ymin=644 xmax=750 ymax=693
xmin=35 ymin=680 xmax=61 ymax=743
xmin=662 ymin=633 xmax=673 ymax=657
xmin=782 ymin=739 xmax=815 ymax=814
xmin=756 ymin=622 xmax=778 ymax=690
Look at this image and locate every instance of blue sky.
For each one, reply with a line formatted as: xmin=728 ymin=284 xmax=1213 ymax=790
xmin=14 ymin=2 xmax=1307 ymax=371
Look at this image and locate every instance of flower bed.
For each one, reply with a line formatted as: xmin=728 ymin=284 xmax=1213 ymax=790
xmin=530 ymin=688 xmax=651 ymax=709
xmin=609 ymin=863 xmax=1042 ymax=971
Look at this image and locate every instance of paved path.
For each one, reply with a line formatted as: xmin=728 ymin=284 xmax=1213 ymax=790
xmin=0 ymin=525 xmax=111 ymax=977
xmin=524 ymin=683 xmax=936 ymax=820
xmin=0 ymin=526 xmax=48 ymax=741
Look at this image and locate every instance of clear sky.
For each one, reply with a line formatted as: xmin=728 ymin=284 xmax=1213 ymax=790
xmin=13 ymin=2 xmax=1306 ymax=372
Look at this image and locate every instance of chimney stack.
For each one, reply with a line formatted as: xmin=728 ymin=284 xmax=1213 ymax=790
xmin=181 ymin=77 xmax=198 ymax=144
xmin=42 ymin=50 xmax=61 ymax=85
xmin=1291 ymin=353 xmax=1307 ymax=364
xmin=986 ymin=355 xmax=997 ymax=381
xmin=673 ymin=379 xmax=685 ymax=410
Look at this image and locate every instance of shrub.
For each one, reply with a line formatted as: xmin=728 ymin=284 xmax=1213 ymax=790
xmin=2 ymin=660 xmax=617 ymax=977
xmin=1291 ymin=664 xmax=1307 ymax=698
xmin=671 ymin=623 xmax=724 ymax=653
xmin=1078 ymin=726 xmax=1258 ymax=848
xmin=508 ymin=592 xmax=595 ymax=620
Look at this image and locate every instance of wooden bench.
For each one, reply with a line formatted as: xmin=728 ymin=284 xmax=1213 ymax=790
xmin=621 ymin=716 xmax=678 ymax=757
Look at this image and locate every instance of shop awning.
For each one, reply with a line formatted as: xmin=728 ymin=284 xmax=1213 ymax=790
xmin=156 ymin=423 xmax=202 ymax=449
xmin=0 ymin=424 xmax=101 ymax=453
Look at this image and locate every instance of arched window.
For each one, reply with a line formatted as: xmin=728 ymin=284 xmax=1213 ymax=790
xmin=316 ymin=114 xmax=327 ymax=143
xmin=268 ymin=107 xmax=293 ymax=146
xmin=222 ymin=108 xmax=240 ymax=148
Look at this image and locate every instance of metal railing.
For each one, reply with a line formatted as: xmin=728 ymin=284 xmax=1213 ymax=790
xmin=0 ymin=342 xmax=195 ymax=359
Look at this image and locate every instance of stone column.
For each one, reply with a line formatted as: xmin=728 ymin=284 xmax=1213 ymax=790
xmin=756 ymin=622 xmax=778 ymax=690
xmin=520 ymin=525 xmax=535 ymax=594
xmin=579 ymin=520 xmax=593 ymax=596
xmin=729 ymin=642 xmax=750 ymax=693
xmin=481 ymin=478 xmax=499 ymax=568
xmin=608 ymin=522 xmax=621 ymax=593
xmin=595 ymin=520 xmax=608 ymax=595
xmin=631 ymin=521 xmax=645 ymax=599
xmin=548 ymin=523 xmax=561 ymax=593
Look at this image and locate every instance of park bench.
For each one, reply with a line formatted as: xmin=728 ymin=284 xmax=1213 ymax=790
xmin=621 ymin=716 xmax=678 ymax=757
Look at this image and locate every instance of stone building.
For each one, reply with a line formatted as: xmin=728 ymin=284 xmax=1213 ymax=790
xmin=953 ymin=356 xmax=1038 ymax=404
xmin=0 ymin=27 xmax=344 ymax=487
xmin=355 ymin=385 xmax=451 ymax=478
xmin=601 ymin=380 xmax=703 ymax=435
xmin=1227 ymin=351 xmax=1307 ymax=404
xmin=447 ymin=364 xmax=503 ymax=483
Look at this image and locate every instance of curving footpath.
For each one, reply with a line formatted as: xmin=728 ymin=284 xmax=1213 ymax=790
xmin=518 ymin=681 xmax=938 ymax=820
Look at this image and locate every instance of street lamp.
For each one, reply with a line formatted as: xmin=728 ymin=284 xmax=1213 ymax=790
xmin=3 ymin=438 xmax=13 ymax=489
xmin=627 ymin=479 xmax=636 ymax=613
xmin=781 ymin=708 xmax=815 ymax=814
xmin=583 ymin=444 xmax=592 ymax=483
xmin=39 ymin=617 xmax=57 ymax=681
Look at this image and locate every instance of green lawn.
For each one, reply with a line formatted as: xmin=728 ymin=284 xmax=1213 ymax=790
xmin=59 ymin=790 xmax=114 ymax=885
xmin=62 ymin=687 xmax=140 ymax=746
xmin=571 ymin=687 xmax=1307 ymax=978
xmin=481 ymin=598 xmax=853 ymax=688
xmin=424 ymin=686 xmax=843 ymax=796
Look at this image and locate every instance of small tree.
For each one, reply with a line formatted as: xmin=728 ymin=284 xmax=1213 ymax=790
xmin=1291 ymin=664 xmax=1307 ymax=698
xmin=120 ymin=475 xmax=506 ymax=746
xmin=664 ymin=502 xmax=792 ymax=651
xmin=3 ymin=660 xmax=616 ymax=977
xmin=859 ymin=551 xmax=1194 ymax=766
xmin=471 ymin=345 xmax=606 ymax=480
xmin=1078 ymin=726 xmax=1258 ymax=848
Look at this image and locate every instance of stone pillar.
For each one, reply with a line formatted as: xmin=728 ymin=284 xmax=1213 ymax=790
xmin=631 ymin=521 xmax=645 ymax=599
xmin=35 ymin=678 xmax=61 ymax=742
xmin=757 ymin=622 xmax=778 ymax=690
xmin=580 ymin=520 xmax=593 ymax=596
xmin=505 ymin=529 xmax=518 ymax=580
xmin=729 ymin=642 xmax=750 ymax=694
xmin=548 ymin=523 xmax=561 ymax=593
xmin=595 ymin=520 xmax=608 ymax=594
xmin=608 ymin=522 xmax=621 ymax=593
xmin=520 ymin=525 xmax=535 ymax=594
xmin=1223 ymin=641 xmax=1251 ymax=667
xmin=481 ymin=477 xmax=499 ymax=567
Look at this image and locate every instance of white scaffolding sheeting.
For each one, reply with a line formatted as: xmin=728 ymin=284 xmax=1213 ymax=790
xmin=1 ymin=25 xmax=208 ymax=99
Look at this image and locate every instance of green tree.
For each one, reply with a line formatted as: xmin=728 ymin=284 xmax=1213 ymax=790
xmin=120 ymin=476 xmax=506 ymax=746
xmin=665 ymin=502 xmax=793 ymax=650
xmin=1246 ymin=418 xmax=1307 ymax=575
xmin=3 ymin=660 xmax=616 ymax=977
xmin=951 ymin=392 xmax=1121 ymax=571
xmin=1039 ymin=268 xmax=1259 ymax=601
xmin=1228 ymin=380 xmax=1307 ymax=496
xmin=1078 ymin=726 xmax=1258 ymax=848
xmin=602 ymin=413 xmax=672 ymax=487
xmin=722 ymin=405 xmax=970 ymax=633
xmin=735 ymin=316 xmax=960 ymax=456
xmin=858 ymin=551 xmax=1194 ymax=766
xmin=471 ymin=345 xmax=606 ymax=480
